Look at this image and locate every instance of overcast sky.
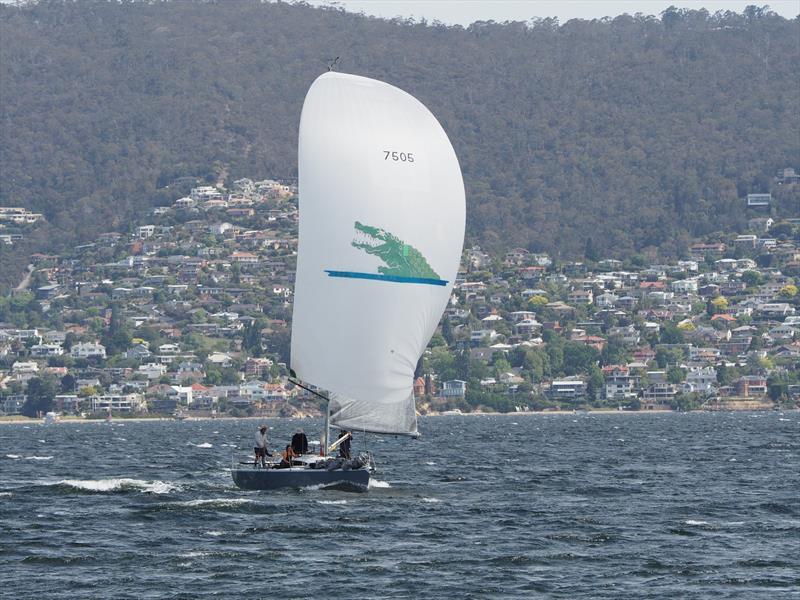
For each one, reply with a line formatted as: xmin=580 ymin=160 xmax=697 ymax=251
xmin=305 ymin=1 xmax=799 ymax=24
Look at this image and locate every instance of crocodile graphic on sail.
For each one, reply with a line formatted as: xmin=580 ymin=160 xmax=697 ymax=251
xmin=325 ymin=221 xmax=447 ymax=285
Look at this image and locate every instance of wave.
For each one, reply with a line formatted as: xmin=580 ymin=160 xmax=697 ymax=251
xmin=368 ymin=478 xmax=391 ymax=489
xmin=137 ymin=497 xmax=268 ymax=516
xmin=0 ymin=492 xmax=12 ymax=497
xmin=54 ymin=478 xmax=180 ymax=494
xmin=193 ymin=442 xmax=213 ymax=448
xmin=25 ymin=456 xmax=54 ymax=461
xmin=300 ymin=482 xmax=347 ymax=492
xmin=684 ymin=520 xmax=710 ymax=526
xmin=316 ymin=499 xmax=347 ymax=505
xmin=5 ymin=454 xmax=20 ymax=459
xmin=168 ymin=498 xmax=255 ymax=509
xmin=422 ymin=497 xmax=441 ymax=503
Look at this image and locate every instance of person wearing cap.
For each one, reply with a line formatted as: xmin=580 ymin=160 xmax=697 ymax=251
xmin=254 ymin=425 xmax=270 ymax=468
xmin=291 ymin=428 xmax=308 ymax=455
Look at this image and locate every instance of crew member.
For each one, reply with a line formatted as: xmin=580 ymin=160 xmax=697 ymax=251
xmin=279 ymin=444 xmax=298 ymax=468
xmin=254 ymin=425 xmax=269 ymax=468
xmin=291 ymin=428 xmax=309 ymax=455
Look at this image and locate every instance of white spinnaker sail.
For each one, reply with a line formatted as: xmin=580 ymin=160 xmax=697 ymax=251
xmin=290 ymin=72 xmax=465 ymax=436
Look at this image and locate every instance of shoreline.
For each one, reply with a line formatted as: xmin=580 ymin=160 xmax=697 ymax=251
xmin=0 ymin=415 xmax=313 ymax=425
xmin=0 ymin=406 xmax=792 ymax=424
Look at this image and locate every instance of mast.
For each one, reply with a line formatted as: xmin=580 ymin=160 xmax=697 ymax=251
xmin=323 ymin=400 xmax=331 ymax=456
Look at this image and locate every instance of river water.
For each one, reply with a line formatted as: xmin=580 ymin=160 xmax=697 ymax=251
xmin=1 ymin=412 xmax=797 ymax=599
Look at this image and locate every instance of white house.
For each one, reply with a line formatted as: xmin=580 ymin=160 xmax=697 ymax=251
xmin=440 ymin=380 xmax=467 ymax=398
xmin=92 ymin=394 xmax=147 ymax=413
xmin=138 ymin=362 xmax=168 ymax=380
xmin=70 ymin=342 xmax=107 ymax=359
xmin=684 ymin=367 xmax=717 ymax=394
xmin=671 ymin=279 xmax=698 ymax=294
xmin=207 ymin=352 xmax=233 ymax=367
xmin=595 ymin=293 xmax=618 ymax=308
xmin=169 ymin=386 xmax=194 ymax=406
xmin=547 ymin=379 xmax=587 ymax=401
xmin=30 ymin=344 xmax=64 ymax=357
xmin=12 ymin=361 xmax=38 ymax=374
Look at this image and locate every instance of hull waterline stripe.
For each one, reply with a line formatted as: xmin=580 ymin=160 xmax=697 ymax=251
xmin=325 ymin=270 xmax=448 ymax=286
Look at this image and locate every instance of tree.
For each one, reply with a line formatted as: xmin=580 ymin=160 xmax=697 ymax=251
xmin=492 ymin=357 xmax=512 ymax=379
xmin=716 ymin=364 xmax=739 ymax=386
xmin=562 ymin=342 xmax=600 ymax=376
xmin=780 ymin=284 xmax=798 ymax=298
xmin=60 ymin=374 xmax=76 ymax=393
xmin=441 ymin=318 xmax=453 ymax=345
xmin=528 ymin=295 xmax=548 ymax=309
xmin=22 ymin=375 xmax=59 ymax=417
xmin=454 ymin=350 xmax=471 ymax=381
xmin=102 ymin=304 xmax=131 ymax=355
xmin=584 ymin=237 xmax=599 ymax=262
xmin=660 ymin=323 xmax=685 ymax=345
xmin=708 ymin=296 xmax=729 ymax=316
xmin=545 ymin=333 xmax=565 ymax=374
xmin=667 ymin=366 xmax=685 ymax=384
xmin=242 ymin=320 xmax=263 ymax=356
xmin=586 ymin=365 xmax=604 ymax=402
xmin=427 ymin=346 xmax=456 ymax=381
xmin=740 ymin=270 xmax=763 ymax=287
xmin=767 ymin=374 xmax=788 ymax=402
xmin=601 ymin=339 xmax=628 ymax=366
xmin=670 ymin=392 xmax=700 ymax=411
xmin=520 ymin=347 xmax=549 ymax=382
xmin=656 ymin=346 xmax=685 ymax=368
xmin=428 ymin=332 xmax=447 ymax=348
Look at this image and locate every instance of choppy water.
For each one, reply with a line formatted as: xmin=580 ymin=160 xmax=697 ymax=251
xmin=1 ymin=412 xmax=798 ymax=599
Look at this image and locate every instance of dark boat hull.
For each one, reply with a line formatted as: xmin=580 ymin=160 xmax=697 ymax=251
xmin=231 ymin=467 xmax=370 ymax=492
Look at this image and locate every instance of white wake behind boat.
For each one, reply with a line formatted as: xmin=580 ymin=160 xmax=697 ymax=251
xmin=232 ymin=71 xmax=465 ymax=491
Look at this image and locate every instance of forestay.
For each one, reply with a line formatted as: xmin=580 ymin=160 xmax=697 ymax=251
xmin=290 ymin=72 xmax=465 ymax=436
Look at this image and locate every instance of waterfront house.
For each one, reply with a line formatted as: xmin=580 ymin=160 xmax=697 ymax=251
xmin=440 ymin=380 xmax=467 ymax=399
xmin=547 ymin=379 xmax=587 ymax=402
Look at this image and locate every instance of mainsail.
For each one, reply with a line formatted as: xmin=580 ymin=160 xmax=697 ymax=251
xmin=290 ymin=72 xmax=465 ymax=436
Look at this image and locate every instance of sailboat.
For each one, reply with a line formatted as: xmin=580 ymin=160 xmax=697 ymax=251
xmin=231 ymin=71 xmax=465 ymax=492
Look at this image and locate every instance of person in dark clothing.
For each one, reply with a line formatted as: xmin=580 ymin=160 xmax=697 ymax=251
xmin=337 ymin=430 xmax=352 ymax=459
xmin=291 ymin=428 xmax=308 ymax=455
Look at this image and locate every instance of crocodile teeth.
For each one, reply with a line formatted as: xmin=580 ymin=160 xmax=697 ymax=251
xmin=353 ymin=229 xmax=381 ymax=247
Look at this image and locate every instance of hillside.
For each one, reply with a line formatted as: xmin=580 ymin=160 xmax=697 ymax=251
xmin=0 ymin=1 xmax=798 ymax=290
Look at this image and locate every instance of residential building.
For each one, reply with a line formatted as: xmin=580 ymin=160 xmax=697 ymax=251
xmin=70 ymin=342 xmax=107 ymax=359
xmin=547 ymin=379 xmax=587 ymax=401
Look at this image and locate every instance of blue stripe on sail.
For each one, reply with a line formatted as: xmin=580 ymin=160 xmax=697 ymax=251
xmin=325 ymin=270 xmax=448 ymax=286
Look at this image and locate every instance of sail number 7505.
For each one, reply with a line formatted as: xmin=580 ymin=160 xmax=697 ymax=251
xmin=383 ymin=150 xmax=414 ymax=163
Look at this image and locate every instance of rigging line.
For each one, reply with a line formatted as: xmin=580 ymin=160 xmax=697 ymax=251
xmin=288 ymin=377 xmax=328 ymax=402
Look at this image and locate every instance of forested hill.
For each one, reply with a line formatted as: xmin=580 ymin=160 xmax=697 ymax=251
xmin=1 ymin=2 xmax=798 ymax=288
